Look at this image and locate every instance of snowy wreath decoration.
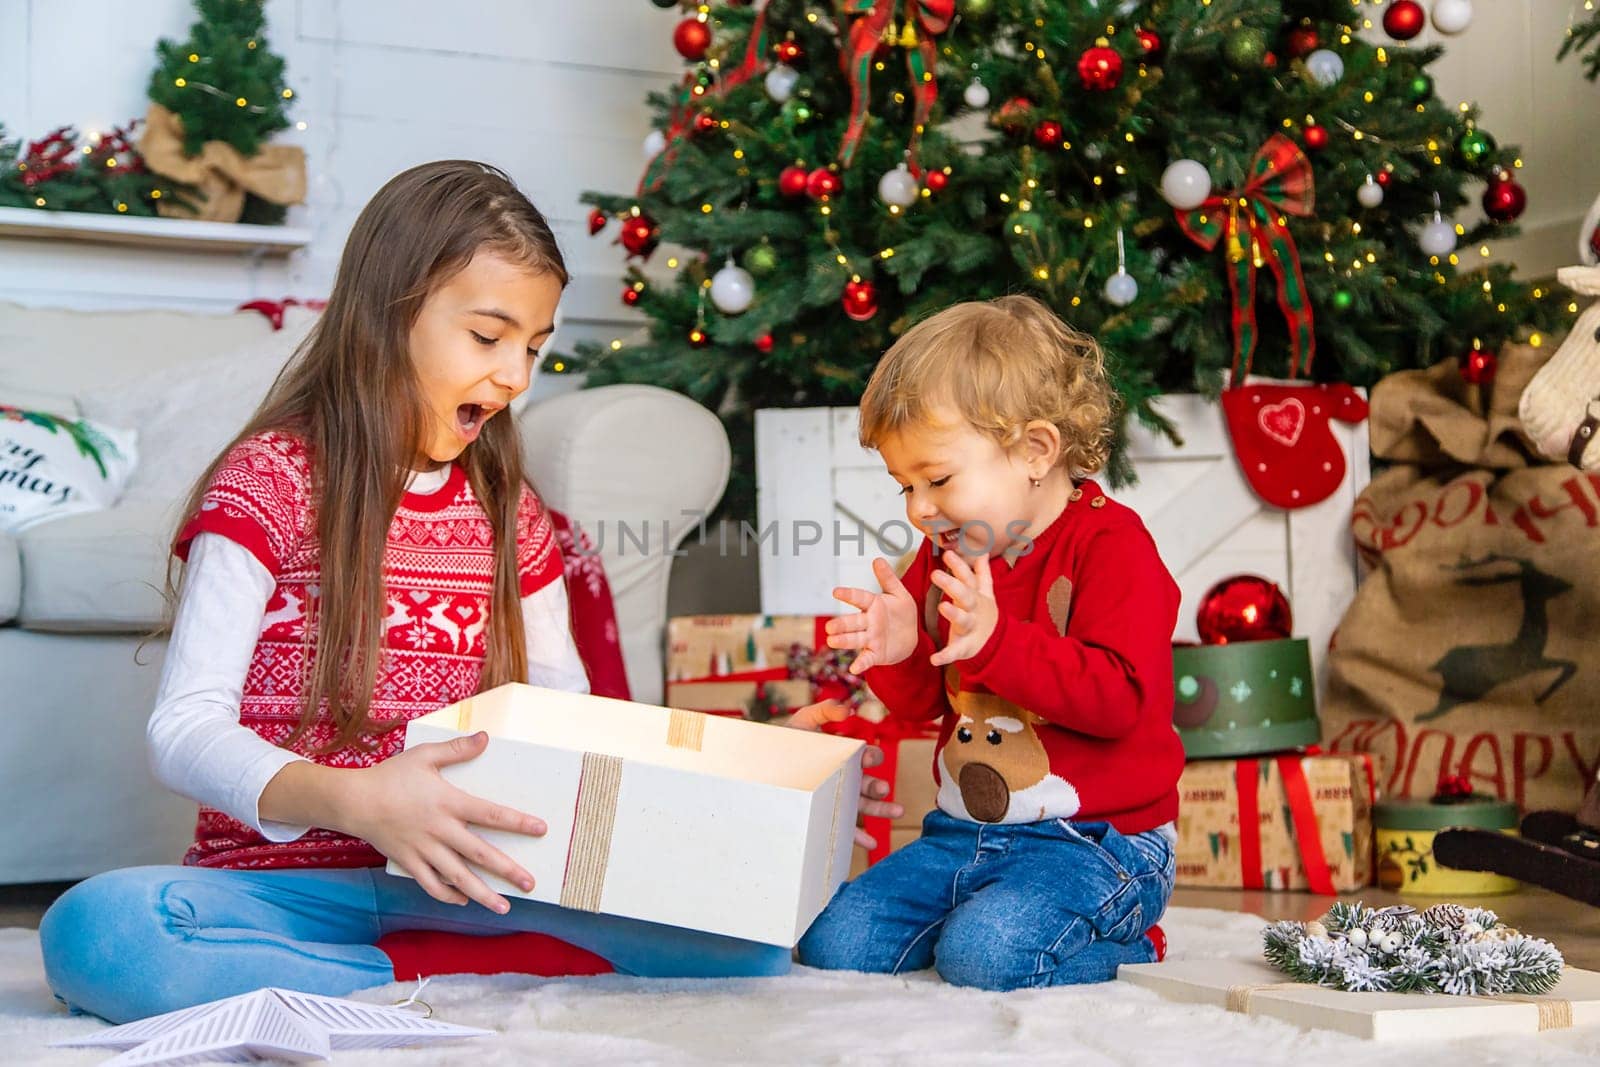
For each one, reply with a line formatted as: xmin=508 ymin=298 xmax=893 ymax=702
xmin=1263 ymin=902 xmax=1565 ymax=996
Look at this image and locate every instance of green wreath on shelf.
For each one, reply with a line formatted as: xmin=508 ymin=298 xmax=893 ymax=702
xmin=1263 ymin=902 xmax=1564 ymax=997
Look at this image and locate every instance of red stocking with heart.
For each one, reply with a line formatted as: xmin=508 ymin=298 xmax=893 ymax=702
xmin=1221 ymin=383 xmax=1368 ymax=509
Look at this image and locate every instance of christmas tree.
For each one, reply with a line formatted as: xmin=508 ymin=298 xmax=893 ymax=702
xmin=147 ymin=0 xmax=294 ymax=158
xmin=570 ymin=0 xmax=1575 ymax=515
xmin=1562 ymin=0 xmax=1600 ymax=81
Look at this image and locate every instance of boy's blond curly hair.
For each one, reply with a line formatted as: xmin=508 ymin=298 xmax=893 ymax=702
xmin=858 ymin=295 xmax=1117 ymax=477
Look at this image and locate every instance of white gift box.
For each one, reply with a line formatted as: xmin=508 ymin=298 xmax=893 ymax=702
xmin=1120 ymin=958 xmax=1600 ymax=1041
xmin=386 ymin=683 xmax=864 ymax=947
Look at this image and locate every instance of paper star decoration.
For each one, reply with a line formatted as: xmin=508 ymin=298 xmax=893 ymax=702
xmin=53 ymin=987 xmax=493 ymax=1064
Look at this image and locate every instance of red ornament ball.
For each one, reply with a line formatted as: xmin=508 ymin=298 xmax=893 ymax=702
xmin=805 ymin=166 xmax=842 ymax=200
xmin=1077 ymin=45 xmax=1123 ymax=91
xmin=1285 ymin=25 xmax=1320 ymax=59
xmin=1382 ymin=0 xmax=1426 ymax=41
xmin=1136 ymin=27 xmax=1162 ymax=56
xmin=1196 ymin=575 xmax=1293 ymax=645
xmin=620 ymin=214 xmax=659 ymax=258
xmin=1302 ymin=124 xmax=1330 ymax=151
xmin=673 ymin=17 xmax=712 ymax=61
xmin=587 ymin=208 xmax=608 ymax=236
xmin=1375 ymin=168 xmax=1393 ymax=187
xmin=694 ymin=111 xmax=718 ymax=134
xmin=774 ymin=39 xmax=804 ymax=65
xmin=1482 ymin=173 xmax=1527 ymax=222
xmin=924 ymin=168 xmax=949 ymax=192
xmin=994 ymin=96 xmax=1034 ymax=134
xmin=1032 ymin=120 xmax=1063 ymax=148
xmin=1461 ymin=348 xmax=1498 ymax=385
xmin=778 ymin=164 xmax=809 ymax=198
xmin=621 ymin=286 xmax=642 ymax=307
xmin=687 ymin=326 xmax=711 ymax=348
xmin=754 ymin=333 xmax=774 ymax=353
xmin=842 ymin=277 xmax=878 ymax=322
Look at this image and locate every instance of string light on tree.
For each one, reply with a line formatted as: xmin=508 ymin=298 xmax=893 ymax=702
xmin=1103 ymin=227 xmax=1138 ymax=307
xmin=1383 ymin=1 xmax=1427 ymax=41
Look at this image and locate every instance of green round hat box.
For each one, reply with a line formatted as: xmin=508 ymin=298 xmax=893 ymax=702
xmin=1172 ymin=638 xmax=1320 ymax=758
xmin=1374 ymin=795 xmax=1520 ymax=896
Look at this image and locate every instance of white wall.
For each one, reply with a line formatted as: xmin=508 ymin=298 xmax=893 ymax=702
xmin=0 ymin=0 xmax=1596 ymax=332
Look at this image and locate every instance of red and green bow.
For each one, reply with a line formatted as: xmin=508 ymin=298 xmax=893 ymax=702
xmin=837 ymin=0 xmax=955 ymax=167
xmin=1176 ymin=135 xmax=1317 ymax=387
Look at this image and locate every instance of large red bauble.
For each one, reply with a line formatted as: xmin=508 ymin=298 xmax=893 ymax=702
xmin=1482 ymin=173 xmax=1527 ymax=222
xmin=842 ymin=278 xmax=878 ymax=321
xmin=1302 ymin=124 xmax=1329 ymax=151
xmin=1285 ymin=25 xmax=1320 ymax=59
xmin=1196 ymin=575 xmax=1293 ymax=645
xmin=1032 ymin=120 xmax=1063 ymax=148
xmin=1077 ymin=45 xmax=1123 ymax=91
xmin=620 ymin=214 xmax=659 ymax=258
xmin=1382 ymin=1 xmax=1426 ymax=41
xmin=806 ymin=166 xmax=842 ymax=200
xmin=673 ymin=17 xmax=712 ymax=61
xmin=587 ymin=208 xmax=608 ymax=236
xmin=778 ymin=164 xmax=809 ymax=198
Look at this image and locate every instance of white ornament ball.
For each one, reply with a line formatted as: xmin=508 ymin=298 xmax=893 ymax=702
xmin=1305 ymin=49 xmax=1345 ymax=88
xmin=1432 ymin=0 xmax=1473 ymax=36
xmin=764 ymin=63 xmax=800 ymax=103
xmin=1419 ymin=217 xmax=1458 ymax=257
xmin=1347 ymin=927 xmax=1369 ymax=948
xmin=878 ymin=163 xmax=920 ymax=208
xmin=642 ymin=129 xmax=667 ymax=160
xmin=1104 ymin=271 xmax=1139 ymax=307
xmin=1160 ymin=159 xmax=1213 ymax=210
xmin=963 ymin=78 xmax=991 ymax=110
xmin=1357 ymin=176 xmax=1385 ymax=209
xmin=710 ymin=259 xmax=755 ymax=315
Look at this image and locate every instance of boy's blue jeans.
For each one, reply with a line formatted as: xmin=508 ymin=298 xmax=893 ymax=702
xmin=40 ymin=865 xmax=790 ymax=1024
xmin=798 ymin=810 xmax=1176 ymax=990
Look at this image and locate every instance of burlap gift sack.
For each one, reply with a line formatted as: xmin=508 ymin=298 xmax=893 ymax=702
xmin=139 ymin=103 xmax=305 ymax=223
xmin=1322 ymin=343 xmax=1600 ymax=813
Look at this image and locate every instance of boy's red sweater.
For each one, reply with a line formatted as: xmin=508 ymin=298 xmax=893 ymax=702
xmin=865 ymin=482 xmax=1183 ymax=833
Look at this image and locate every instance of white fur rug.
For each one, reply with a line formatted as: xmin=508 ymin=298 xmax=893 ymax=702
xmin=4 ymin=907 xmax=1597 ymax=1066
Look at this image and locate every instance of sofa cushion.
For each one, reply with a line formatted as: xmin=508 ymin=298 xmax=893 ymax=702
xmin=0 ymin=302 xmax=279 ymax=401
xmin=0 ymin=527 xmax=17 ymax=624
xmin=15 ymin=497 xmax=175 ymax=631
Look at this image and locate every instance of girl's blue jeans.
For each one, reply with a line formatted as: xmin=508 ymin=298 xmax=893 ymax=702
xmin=39 ymin=865 xmax=790 ymax=1024
xmin=797 ymin=810 xmax=1176 ymax=990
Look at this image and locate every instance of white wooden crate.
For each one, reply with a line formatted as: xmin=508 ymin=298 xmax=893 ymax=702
xmin=754 ymin=396 xmax=1368 ymax=695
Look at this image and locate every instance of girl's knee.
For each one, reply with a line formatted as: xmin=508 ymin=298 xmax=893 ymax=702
xmin=40 ymin=867 xmax=190 ymax=1024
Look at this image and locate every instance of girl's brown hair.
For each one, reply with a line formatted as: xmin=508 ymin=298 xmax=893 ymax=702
xmin=165 ymin=160 xmax=568 ymax=751
xmin=858 ymin=294 xmax=1117 ymax=477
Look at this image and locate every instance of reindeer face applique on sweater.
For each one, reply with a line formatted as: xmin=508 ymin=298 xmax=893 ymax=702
xmin=931 ymin=574 xmax=1083 ymax=824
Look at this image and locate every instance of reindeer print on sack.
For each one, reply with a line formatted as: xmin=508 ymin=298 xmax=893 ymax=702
xmin=937 ymin=690 xmax=1082 ymax=823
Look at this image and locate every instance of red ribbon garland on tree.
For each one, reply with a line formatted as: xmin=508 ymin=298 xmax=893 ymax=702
xmin=1175 ymin=135 xmax=1317 ymax=388
xmin=837 ymin=0 xmax=955 ymax=167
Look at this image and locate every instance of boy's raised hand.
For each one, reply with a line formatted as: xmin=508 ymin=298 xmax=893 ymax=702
xmin=826 ymin=557 xmax=920 ymax=674
xmin=928 ymin=550 xmax=998 ymax=667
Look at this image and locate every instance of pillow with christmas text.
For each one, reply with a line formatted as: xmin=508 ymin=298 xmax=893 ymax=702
xmin=0 ymin=405 xmax=137 ymax=532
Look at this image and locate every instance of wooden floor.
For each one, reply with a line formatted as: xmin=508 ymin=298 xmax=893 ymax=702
xmin=5 ymin=881 xmax=1598 ymax=969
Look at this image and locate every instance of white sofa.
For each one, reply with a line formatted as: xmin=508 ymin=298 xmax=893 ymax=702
xmin=0 ymin=301 xmax=730 ymax=885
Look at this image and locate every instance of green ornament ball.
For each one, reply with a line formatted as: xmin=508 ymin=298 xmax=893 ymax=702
xmin=1222 ymin=27 xmax=1270 ymax=71
xmin=1407 ymin=73 xmax=1434 ymax=102
xmin=958 ymin=0 xmax=995 ymax=19
xmin=783 ymin=98 xmax=813 ymax=127
xmin=742 ymin=243 xmax=779 ymax=276
xmin=1332 ymin=289 xmax=1354 ymax=311
xmin=1457 ymin=128 xmax=1496 ymax=165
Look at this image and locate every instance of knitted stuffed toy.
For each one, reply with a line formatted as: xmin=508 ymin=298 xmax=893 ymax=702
xmin=1518 ymin=265 xmax=1600 ymax=467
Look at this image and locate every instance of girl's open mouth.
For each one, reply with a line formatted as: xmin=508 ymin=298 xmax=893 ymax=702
xmin=456 ymin=403 xmax=496 ymax=441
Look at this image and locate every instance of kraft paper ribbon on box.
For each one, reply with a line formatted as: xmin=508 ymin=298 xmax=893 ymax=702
xmin=1178 ymin=752 xmax=1376 ymax=894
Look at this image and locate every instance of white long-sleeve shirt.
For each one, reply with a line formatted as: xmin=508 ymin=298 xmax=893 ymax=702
xmin=147 ymin=465 xmax=589 ymax=842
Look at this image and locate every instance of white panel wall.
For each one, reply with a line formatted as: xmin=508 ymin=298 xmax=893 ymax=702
xmin=0 ymin=0 xmax=1595 ymax=322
